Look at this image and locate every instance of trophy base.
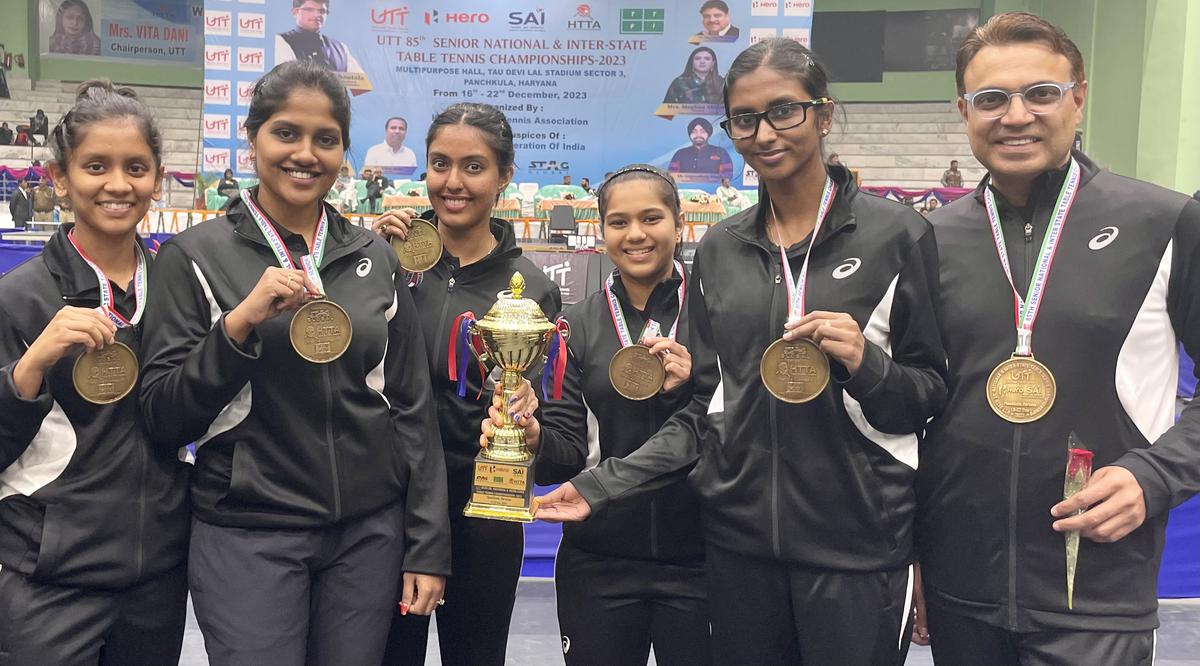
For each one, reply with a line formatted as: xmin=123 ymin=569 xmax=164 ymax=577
xmin=463 ymin=455 xmax=535 ymax=524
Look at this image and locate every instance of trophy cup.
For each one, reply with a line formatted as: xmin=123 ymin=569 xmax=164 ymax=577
xmin=463 ymin=272 xmax=561 ymax=523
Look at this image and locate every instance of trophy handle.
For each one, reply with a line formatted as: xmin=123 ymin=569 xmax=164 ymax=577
xmin=467 ymin=322 xmax=489 ymax=365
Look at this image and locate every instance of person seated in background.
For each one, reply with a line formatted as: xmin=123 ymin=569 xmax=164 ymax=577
xmin=363 ymin=166 xmax=389 ymax=213
xmin=8 ymin=179 xmax=33 ymax=228
xmin=940 ymin=159 xmax=963 ymax=187
xmin=28 ymin=110 xmax=49 ymax=146
xmin=327 ymin=164 xmax=357 ymax=212
xmin=923 ymin=197 xmax=940 ymax=214
xmin=715 ymin=176 xmax=749 ymax=211
xmin=31 ymin=179 xmax=56 ymax=222
xmin=216 ymin=168 xmax=240 ymax=202
xmin=0 ymin=122 xmax=13 ymax=145
xmin=579 ymin=177 xmax=594 ymax=196
xmin=562 ymin=174 xmax=573 ymax=186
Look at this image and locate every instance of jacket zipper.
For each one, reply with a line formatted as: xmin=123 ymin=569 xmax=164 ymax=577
xmin=1007 ymin=219 xmax=1034 ymax=630
xmin=769 ymin=257 xmax=783 ymax=559
xmin=649 ymin=399 xmax=659 ymax=559
xmin=135 ymin=418 xmax=148 ymax=581
xmin=324 ymin=364 xmax=341 ymax=521
xmin=434 ymin=274 xmax=458 ymax=378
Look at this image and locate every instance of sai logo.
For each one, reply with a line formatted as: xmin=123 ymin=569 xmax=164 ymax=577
xmin=204 ymin=44 xmax=232 ymax=70
xmin=204 ymin=10 xmax=232 ymax=36
xmin=620 ymin=8 xmax=665 ymax=34
xmin=238 ymin=47 xmax=265 ymax=72
xmin=203 ymin=148 xmax=230 ymax=171
xmin=202 ymin=114 xmax=231 ymax=140
xmin=509 ymin=10 xmax=545 ymax=30
xmin=204 ymin=79 xmax=231 ymax=105
xmin=237 ymin=13 xmax=265 ymax=38
xmin=236 ymin=80 xmax=255 ymax=107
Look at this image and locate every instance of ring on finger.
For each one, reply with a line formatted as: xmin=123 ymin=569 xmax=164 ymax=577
xmin=436 ymin=599 xmax=446 ymax=606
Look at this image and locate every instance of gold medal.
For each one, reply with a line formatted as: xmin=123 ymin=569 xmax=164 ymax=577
xmin=608 ymin=345 xmax=666 ymax=401
xmin=759 ymin=337 xmax=830 ymax=404
xmin=391 ymin=218 xmax=442 ymax=273
xmin=986 ymin=355 xmax=1056 ymax=423
xmin=290 ymin=299 xmax=353 ymax=363
xmin=73 ymin=341 xmax=138 ymax=404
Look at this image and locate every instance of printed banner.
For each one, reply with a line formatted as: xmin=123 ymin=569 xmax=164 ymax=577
xmin=40 ymin=0 xmax=204 ymax=64
xmin=202 ymin=0 xmax=816 ymax=187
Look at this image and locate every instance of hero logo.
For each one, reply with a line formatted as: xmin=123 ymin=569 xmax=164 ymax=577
xmin=509 ymin=10 xmax=545 ymax=30
xmin=784 ymin=0 xmax=814 ymax=17
xmin=567 ymin=4 xmax=601 ymax=30
xmin=236 ymin=149 xmax=254 ymax=174
xmin=751 ymin=0 xmax=780 ymax=15
xmin=238 ymin=13 xmax=265 ymax=38
xmin=782 ymin=28 xmax=811 ymax=47
xmin=529 ymin=160 xmax=570 ymax=172
xmin=236 ymin=80 xmax=255 ymax=107
xmin=202 ymin=114 xmax=231 ymax=139
xmin=425 ymin=10 xmax=489 ymax=24
xmin=1088 ymin=226 xmax=1120 ymax=251
xmin=204 ymin=79 xmax=231 ymax=105
xmin=203 ymin=148 xmax=230 ymax=171
xmin=832 ymin=257 xmax=862 ymax=279
xmin=204 ymin=10 xmax=231 ymax=36
xmin=205 ymin=44 xmax=232 ymax=70
xmin=371 ymin=7 xmax=410 ymax=27
xmin=238 ymin=47 xmax=265 ymax=72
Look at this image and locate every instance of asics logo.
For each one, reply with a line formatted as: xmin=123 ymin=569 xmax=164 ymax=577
xmin=356 ymin=258 xmax=373 ymax=276
xmin=562 ymin=636 xmax=571 ymax=654
xmin=1088 ymin=227 xmax=1119 ymax=251
xmin=832 ymin=257 xmax=862 ymax=279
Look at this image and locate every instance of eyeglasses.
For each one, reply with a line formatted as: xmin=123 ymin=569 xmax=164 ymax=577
xmin=719 ymin=98 xmax=833 ymax=140
xmin=962 ymin=81 xmax=1077 ymax=120
xmin=298 ymin=6 xmax=329 ymax=15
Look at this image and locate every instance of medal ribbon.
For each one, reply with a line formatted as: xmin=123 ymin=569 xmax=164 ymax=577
xmin=241 ymin=188 xmax=330 ymax=295
xmin=67 ymin=229 xmax=147 ymax=328
xmin=770 ymin=177 xmax=836 ymax=321
xmin=541 ymin=318 xmax=570 ymax=401
xmin=983 ymin=159 xmax=1080 ymax=356
xmin=603 ymin=259 xmax=687 ymax=348
xmin=448 ymin=311 xmax=486 ymax=399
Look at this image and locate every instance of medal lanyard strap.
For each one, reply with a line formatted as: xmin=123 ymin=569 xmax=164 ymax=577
xmin=983 ymin=159 xmax=1080 ymax=355
xmin=242 ymin=188 xmax=330 ymax=294
xmin=770 ymin=177 xmax=836 ymax=321
xmin=67 ymin=228 xmax=147 ymax=328
xmin=604 ymin=259 xmax=686 ymax=348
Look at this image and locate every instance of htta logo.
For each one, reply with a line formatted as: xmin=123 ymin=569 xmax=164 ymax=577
xmin=237 ymin=13 xmax=265 ymax=38
xmin=202 ymin=114 xmax=231 ymax=139
xmin=528 ymin=160 xmax=570 ymax=172
xmin=204 ymin=79 xmax=231 ymax=105
xmin=236 ymin=80 xmax=255 ymax=107
xmin=371 ymin=6 xmax=410 ymax=29
xmin=567 ymin=4 xmax=601 ymax=30
xmin=236 ymin=149 xmax=254 ymax=174
xmin=783 ymin=0 xmax=813 ymax=17
xmin=238 ymin=47 xmax=265 ymax=72
xmin=204 ymin=10 xmax=231 ymax=36
xmin=509 ymin=9 xmax=545 ymax=31
xmin=203 ymin=148 xmax=230 ymax=171
xmin=425 ymin=10 xmax=490 ymax=24
xmin=204 ymin=44 xmax=232 ymax=70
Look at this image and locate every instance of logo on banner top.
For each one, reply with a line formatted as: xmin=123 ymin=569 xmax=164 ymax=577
xmin=203 ymin=147 xmax=230 ymax=171
xmin=782 ymin=28 xmax=811 ymax=47
xmin=509 ymin=10 xmax=546 ymax=31
xmin=236 ymin=115 xmax=249 ymax=141
xmin=204 ymin=79 xmax=232 ymax=105
xmin=749 ymin=27 xmax=777 ymax=45
xmin=238 ymin=46 xmax=265 ymax=72
xmin=371 ymin=6 xmax=410 ymax=30
xmin=567 ymin=4 xmax=601 ymax=30
xmin=424 ymin=10 xmax=490 ymax=24
xmin=237 ymin=13 xmax=265 ymax=38
xmin=204 ymin=10 xmax=232 ymax=36
xmin=236 ymin=149 xmax=254 ymax=175
xmin=205 ymin=44 xmax=232 ymax=70
xmin=236 ymin=80 xmax=255 ymax=107
xmin=751 ymin=0 xmax=780 ymax=16
xmin=620 ymin=7 xmax=665 ymax=34
xmin=784 ymin=0 xmax=814 ymax=17
xmin=529 ymin=160 xmax=570 ymax=173
xmin=203 ymin=114 xmax=232 ymax=139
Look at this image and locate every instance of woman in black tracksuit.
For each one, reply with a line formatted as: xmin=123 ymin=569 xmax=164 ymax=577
xmin=489 ymin=164 xmax=711 ymax=664
xmin=374 ymin=103 xmax=561 ymax=666
xmin=139 ymin=61 xmax=449 ymax=665
xmin=0 ymin=81 xmax=189 ymax=664
xmin=536 ymin=40 xmax=948 ymax=665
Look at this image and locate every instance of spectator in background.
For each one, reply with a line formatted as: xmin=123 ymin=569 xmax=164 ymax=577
xmin=364 ymin=166 xmax=389 ymax=213
xmin=31 ymin=179 xmax=55 ymax=222
xmin=0 ymin=122 xmax=13 ymax=145
xmin=8 ymin=179 xmax=32 ymax=228
xmin=216 ymin=168 xmax=240 ymax=202
xmin=562 ymin=174 xmax=573 ymax=186
xmin=48 ymin=0 xmax=101 ymax=56
xmin=579 ymin=177 xmax=594 ymax=196
xmin=327 ymin=164 xmax=357 ymax=213
xmin=29 ymin=110 xmax=49 ymax=146
xmin=716 ymin=176 xmax=749 ymax=211
xmin=690 ymin=0 xmax=740 ymax=43
xmin=924 ymin=197 xmax=940 ymax=214
xmin=363 ymin=116 xmax=417 ymax=171
xmin=940 ymin=159 xmax=963 ymax=187
xmin=668 ymin=117 xmax=733 ymax=180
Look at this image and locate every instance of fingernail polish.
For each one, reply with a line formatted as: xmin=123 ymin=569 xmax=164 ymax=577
xmin=399 ymin=602 xmax=409 ymax=615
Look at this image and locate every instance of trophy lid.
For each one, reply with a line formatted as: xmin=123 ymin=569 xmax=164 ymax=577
xmin=476 ymin=273 xmax=555 ymax=334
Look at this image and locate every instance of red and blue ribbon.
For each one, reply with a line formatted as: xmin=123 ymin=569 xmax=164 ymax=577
xmin=542 ymin=318 xmax=570 ymax=401
xmin=448 ymin=311 xmax=486 ymax=399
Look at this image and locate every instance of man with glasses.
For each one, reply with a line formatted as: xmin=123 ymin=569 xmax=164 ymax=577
xmin=914 ymin=12 xmax=1200 ymax=664
xmin=275 ymin=0 xmax=364 ymax=76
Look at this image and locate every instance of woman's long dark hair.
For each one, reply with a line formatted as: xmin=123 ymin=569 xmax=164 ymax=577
xmin=681 ymin=46 xmax=724 ymax=101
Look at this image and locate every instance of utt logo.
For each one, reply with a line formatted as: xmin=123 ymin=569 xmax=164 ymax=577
xmin=204 ymin=44 xmax=232 ymax=70
xmin=238 ymin=13 xmax=265 ymax=38
xmin=204 ymin=10 xmax=231 ymax=36
xmin=236 ymin=115 xmax=249 ymax=141
xmin=204 ymin=79 xmax=231 ymax=104
xmin=238 ymin=47 xmax=265 ymax=72
xmin=371 ymin=6 xmax=409 ymax=26
xmin=236 ymin=80 xmax=254 ymax=107
xmin=425 ymin=9 xmax=489 ymax=24
xmin=568 ymin=4 xmax=601 ymax=30
xmin=236 ymin=149 xmax=254 ymax=174
xmin=509 ymin=10 xmax=545 ymax=30
xmin=203 ymin=148 xmax=230 ymax=170
xmin=202 ymin=114 xmax=231 ymax=139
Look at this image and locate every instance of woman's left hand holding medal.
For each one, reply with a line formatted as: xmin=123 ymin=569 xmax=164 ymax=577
xmin=224 ymin=267 xmax=319 ymax=344
xmin=783 ymin=310 xmax=866 ymax=375
xmin=371 ymin=208 xmax=417 ymax=241
xmin=641 ymin=335 xmax=692 ymax=393
xmin=480 ymin=378 xmax=541 ymax=451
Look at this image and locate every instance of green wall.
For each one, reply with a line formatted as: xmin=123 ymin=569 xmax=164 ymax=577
xmin=0 ymin=0 xmax=39 ymax=80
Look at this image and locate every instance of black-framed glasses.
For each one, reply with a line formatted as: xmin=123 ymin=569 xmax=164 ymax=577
xmin=962 ymin=81 xmax=1077 ymax=120
xmin=719 ymin=97 xmax=833 ymax=140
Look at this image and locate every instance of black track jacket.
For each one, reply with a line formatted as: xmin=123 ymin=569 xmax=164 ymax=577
xmin=537 ymin=267 xmax=704 ymax=562
xmin=409 ymin=213 xmax=562 ymax=516
xmin=918 ymin=151 xmax=1200 ymax=632
xmin=571 ymin=166 xmax=947 ymax=570
xmin=139 ymin=191 xmax=449 ymax=576
xmin=0 ymin=224 xmax=189 ymax=589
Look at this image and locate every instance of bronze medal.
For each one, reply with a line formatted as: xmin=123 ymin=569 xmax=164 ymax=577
xmin=73 ymin=341 xmax=138 ymax=405
xmin=290 ymin=298 xmax=353 ymax=363
xmin=986 ymin=354 xmax=1056 ymax=423
xmin=391 ymin=218 xmax=442 ymax=273
xmin=759 ymin=337 xmax=830 ymax=404
xmin=608 ymin=345 xmax=666 ymax=401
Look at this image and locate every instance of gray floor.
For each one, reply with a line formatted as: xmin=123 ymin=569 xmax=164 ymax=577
xmin=179 ymin=580 xmax=1200 ymax=665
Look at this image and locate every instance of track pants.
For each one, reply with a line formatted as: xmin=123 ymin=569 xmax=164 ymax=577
xmin=555 ymin=542 xmax=711 ymax=666
xmin=926 ymin=604 xmax=1155 ymax=666
xmin=705 ymin=543 xmax=914 ymax=666
xmin=0 ymin=562 xmax=187 ymax=666
xmin=188 ymin=503 xmax=406 ymax=666
xmin=383 ymin=516 xmax=524 ymax=666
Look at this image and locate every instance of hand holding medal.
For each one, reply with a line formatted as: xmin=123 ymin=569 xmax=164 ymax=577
xmin=373 ymin=208 xmax=443 ymax=273
xmin=605 ymin=260 xmax=687 ymax=401
xmin=782 ymin=311 xmax=866 ymax=376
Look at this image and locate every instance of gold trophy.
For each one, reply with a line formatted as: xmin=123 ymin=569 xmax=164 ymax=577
xmin=464 ymin=273 xmax=562 ymax=523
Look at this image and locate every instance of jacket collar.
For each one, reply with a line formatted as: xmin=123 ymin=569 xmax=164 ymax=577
xmin=971 ymin=148 xmax=1101 ymax=212
xmin=725 ymin=164 xmax=859 ymax=256
xmin=608 ymin=264 xmax=685 ymax=319
xmin=227 ymin=187 xmax=368 ymax=266
xmin=42 ymin=222 xmax=150 ymax=301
